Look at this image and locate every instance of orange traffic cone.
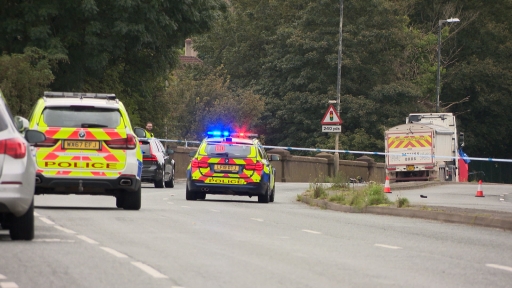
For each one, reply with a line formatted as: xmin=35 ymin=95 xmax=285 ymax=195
xmin=384 ymin=176 xmax=392 ymax=193
xmin=475 ymin=180 xmax=484 ymax=197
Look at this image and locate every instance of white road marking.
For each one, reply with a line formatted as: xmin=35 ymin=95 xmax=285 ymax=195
xmin=33 ymin=212 xmax=40 ymax=216
xmin=0 ymin=275 xmax=5 ymax=279
xmin=486 ymin=264 xmax=512 ymax=273
xmin=0 ymin=282 xmax=18 ymax=288
xmin=76 ymin=235 xmax=99 ymax=244
xmin=100 ymin=247 xmax=128 ymax=258
xmin=131 ymin=262 xmax=168 ymax=278
xmin=375 ymin=244 xmax=402 ymax=250
xmin=33 ymin=239 xmax=75 ymax=242
xmin=181 ymin=206 xmax=190 ymax=208
xmin=302 ymin=229 xmax=321 ymax=234
xmin=167 ymin=202 xmax=174 ymax=204
xmin=278 ymin=236 xmax=290 ymax=239
xmin=54 ymin=226 xmax=76 ymax=234
xmin=39 ymin=217 xmax=55 ymax=225
xmin=251 ymin=218 xmax=264 ymax=222
xmin=210 ymin=209 xmax=219 ymax=212
xmin=163 ymin=198 xmax=168 ymax=200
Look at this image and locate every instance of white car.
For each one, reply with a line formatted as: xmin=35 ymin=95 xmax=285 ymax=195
xmin=0 ymin=91 xmax=46 ymax=240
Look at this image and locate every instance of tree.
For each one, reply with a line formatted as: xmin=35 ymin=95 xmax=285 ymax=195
xmin=0 ymin=47 xmax=56 ymax=116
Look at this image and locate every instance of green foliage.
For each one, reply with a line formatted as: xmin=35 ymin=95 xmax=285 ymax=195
xmin=396 ymin=196 xmax=410 ymax=208
xmin=309 ymin=181 xmax=328 ymax=199
xmin=326 ymin=172 xmax=349 ymax=189
xmin=165 ymin=65 xmax=265 ymax=141
xmin=328 ymin=183 xmax=392 ymax=209
xmin=0 ymin=48 xmax=56 ymax=116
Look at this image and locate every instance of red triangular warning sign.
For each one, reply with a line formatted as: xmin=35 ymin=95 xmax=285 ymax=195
xmin=321 ymin=105 xmax=342 ymax=125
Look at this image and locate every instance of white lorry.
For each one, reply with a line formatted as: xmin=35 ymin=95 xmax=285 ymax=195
xmin=385 ymin=113 xmax=463 ymax=182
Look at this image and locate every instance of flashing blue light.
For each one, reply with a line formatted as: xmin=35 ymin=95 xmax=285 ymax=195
xmin=207 ymin=130 xmax=230 ymax=137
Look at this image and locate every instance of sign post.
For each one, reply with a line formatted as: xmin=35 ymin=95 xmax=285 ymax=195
xmin=322 ymin=104 xmax=343 ymax=177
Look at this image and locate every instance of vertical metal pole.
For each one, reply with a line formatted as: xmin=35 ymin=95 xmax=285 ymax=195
xmin=335 ymin=0 xmax=344 ymax=177
xmin=436 ymin=21 xmax=442 ymax=113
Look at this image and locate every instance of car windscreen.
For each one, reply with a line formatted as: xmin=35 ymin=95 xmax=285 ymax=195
xmin=205 ymin=143 xmax=254 ymax=158
xmin=139 ymin=141 xmax=152 ymax=158
xmin=41 ymin=106 xmax=121 ymax=128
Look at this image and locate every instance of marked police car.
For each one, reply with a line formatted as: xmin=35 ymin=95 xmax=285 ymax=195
xmin=186 ymin=131 xmax=279 ymax=203
xmin=28 ymin=92 xmax=143 ymax=210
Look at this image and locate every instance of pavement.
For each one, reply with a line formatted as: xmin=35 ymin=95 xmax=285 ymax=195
xmin=299 ymin=181 xmax=512 ymax=232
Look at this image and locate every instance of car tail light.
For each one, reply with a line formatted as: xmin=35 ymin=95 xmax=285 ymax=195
xmin=245 ymin=162 xmax=263 ymax=171
xmin=0 ymin=138 xmax=26 ymax=159
xmin=386 ymin=167 xmax=396 ymax=171
xmin=34 ymin=137 xmax=59 ymax=147
xmin=105 ymin=134 xmax=136 ymax=149
xmin=191 ymin=158 xmax=209 ymax=168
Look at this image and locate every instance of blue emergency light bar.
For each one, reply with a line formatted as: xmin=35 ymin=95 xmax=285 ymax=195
xmin=206 ymin=130 xmax=258 ymax=138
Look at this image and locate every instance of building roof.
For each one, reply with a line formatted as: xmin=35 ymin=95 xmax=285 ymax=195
xmin=179 ymin=55 xmax=203 ymax=64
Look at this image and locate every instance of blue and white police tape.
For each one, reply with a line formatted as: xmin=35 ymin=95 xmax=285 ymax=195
xmin=157 ymin=139 xmax=512 ymax=163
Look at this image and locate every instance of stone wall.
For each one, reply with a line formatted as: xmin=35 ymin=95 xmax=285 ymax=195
xmin=170 ymin=146 xmax=386 ymax=183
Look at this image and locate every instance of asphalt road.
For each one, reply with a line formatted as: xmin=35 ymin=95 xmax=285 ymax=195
xmin=0 ymin=181 xmax=511 ymax=288
xmin=389 ymin=183 xmax=512 ymax=212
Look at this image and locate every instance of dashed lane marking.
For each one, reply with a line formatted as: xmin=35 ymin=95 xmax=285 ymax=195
xmin=375 ymin=244 xmax=402 ymax=250
xmin=210 ymin=209 xmax=219 ymax=212
xmin=0 ymin=275 xmax=5 ymax=279
xmin=76 ymin=235 xmax=99 ymax=244
xmin=100 ymin=247 xmax=128 ymax=258
xmin=181 ymin=206 xmax=190 ymax=208
xmin=54 ymin=226 xmax=76 ymax=234
xmin=0 ymin=282 xmax=18 ymax=288
xmin=302 ymin=229 xmax=321 ymax=234
xmin=39 ymin=217 xmax=55 ymax=225
xmin=33 ymin=239 xmax=75 ymax=242
xmin=131 ymin=262 xmax=168 ymax=279
xmin=486 ymin=264 xmax=512 ymax=273
xmin=33 ymin=212 xmax=40 ymax=217
xmin=251 ymin=218 xmax=264 ymax=222
xmin=167 ymin=202 xmax=174 ymax=204
xmin=163 ymin=198 xmax=168 ymax=200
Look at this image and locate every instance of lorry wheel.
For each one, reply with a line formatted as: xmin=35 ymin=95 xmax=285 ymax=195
xmin=10 ymin=199 xmax=34 ymax=241
xmin=123 ymin=186 xmax=141 ymax=210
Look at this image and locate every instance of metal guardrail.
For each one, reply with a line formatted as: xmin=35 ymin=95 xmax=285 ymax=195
xmin=156 ymin=138 xmax=512 ymax=163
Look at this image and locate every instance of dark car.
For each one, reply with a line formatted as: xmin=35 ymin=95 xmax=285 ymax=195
xmin=139 ymin=137 xmax=175 ymax=188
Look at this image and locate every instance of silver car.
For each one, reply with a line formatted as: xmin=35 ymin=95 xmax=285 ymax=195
xmin=0 ymin=91 xmax=45 ymax=240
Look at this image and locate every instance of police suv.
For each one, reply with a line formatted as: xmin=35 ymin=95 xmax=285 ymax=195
xmin=29 ymin=92 xmax=143 ymax=210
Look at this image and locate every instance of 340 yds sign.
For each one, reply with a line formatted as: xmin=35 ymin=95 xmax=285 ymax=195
xmin=322 ymin=125 xmax=341 ymax=133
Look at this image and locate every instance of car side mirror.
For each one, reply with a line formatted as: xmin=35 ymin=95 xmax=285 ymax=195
xmin=166 ymin=147 xmax=174 ymax=155
xmin=25 ymin=130 xmax=46 ymax=144
xmin=189 ymin=151 xmax=197 ymax=157
xmin=134 ymin=127 xmax=146 ymax=138
xmin=14 ymin=116 xmax=29 ymax=132
xmin=269 ymin=154 xmax=280 ymax=161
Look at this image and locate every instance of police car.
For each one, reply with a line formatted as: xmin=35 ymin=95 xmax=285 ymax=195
xmin=28 ymin=92 xmax=143 ymax=210
xmin=186 ymin=131 xmax=279 ymax=203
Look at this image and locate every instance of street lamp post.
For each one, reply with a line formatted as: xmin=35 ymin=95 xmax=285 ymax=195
xmin=436 ymin=18 xmax=460 ymax=113
xmin=334 ymin=0 xmax=344 ymax=177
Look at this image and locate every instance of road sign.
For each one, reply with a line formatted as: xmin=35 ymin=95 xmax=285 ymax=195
xmin=322 ymin=125 xmax=341 ymax=133
xmin=321 ymin=105 xmax=342 ymax=125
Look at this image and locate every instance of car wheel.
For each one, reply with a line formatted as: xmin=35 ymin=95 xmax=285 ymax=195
xmin=123 ymin=185 xmax=141 ymax=210
xmin=154 ymin=169 xmax=164 ymax=188
xmin=258 ymin=186 xmax=270 ymax=203
xmin=115 ymin=196 xmax=124 ymax=208
xmin=186 ymin=185 xmax=197 ymax=201
xmin=269 ymin=187 xmax=275 ymax=203
xmin=10 ymin=198 xmax=34 ymax=240
xmin=197 ymin=192 xmax=206 ymax=200
xmin=165 ymin=167 xmax=175 ymax=188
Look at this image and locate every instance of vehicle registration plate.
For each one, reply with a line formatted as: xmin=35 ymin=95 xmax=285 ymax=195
xmin=406 ymin=165 xmax=415 ymax=171
xmin=63 ymin=140 xmax=100 ymax=150
xmin=214 ymin=164 xmax=238 ymax=172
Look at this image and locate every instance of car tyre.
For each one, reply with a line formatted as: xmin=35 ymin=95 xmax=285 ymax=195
xmin=10 ymin=198 xmax=34 ymax=241
xmin=123 ymin=185 xmax=141 ymax=210
xmin=154 ymin=169 xmax=164 ymax=188
xmin=197 ymin=192 xmax=206 ymax=200
xmin=186 ymin=186 xmax=197 ymax=201
xmin=258 ymin=186 xmax=270 ymax=203
xmin=269 ymin=187 xmax=275 ymax=203
xmin=165 ymin=167 xmax=175 ymax=188
xmin=115 ymin=196 xmax=124 ymax=208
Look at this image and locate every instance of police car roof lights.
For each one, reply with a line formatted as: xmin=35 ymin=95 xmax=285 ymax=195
xmin=206 ymin=130 xmax=258 ymax=139
xmin=44 ymin=91 xmax=117 ymax=100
